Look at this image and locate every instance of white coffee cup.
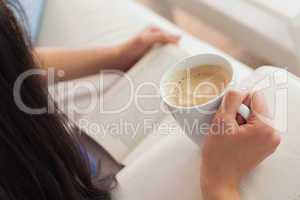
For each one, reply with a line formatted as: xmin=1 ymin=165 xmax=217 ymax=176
xmin=160 ymin=54 xmax=250 ymax=145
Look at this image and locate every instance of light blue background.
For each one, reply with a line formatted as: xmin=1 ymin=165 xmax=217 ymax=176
xmin=19 ymin=0 xmax=45 ymax=42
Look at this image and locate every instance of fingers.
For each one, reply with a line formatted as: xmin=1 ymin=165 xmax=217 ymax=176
xmin=239 ymin=91 xmax=274 ymax=137
xmin=242 ymin=93 xmax=251 ymax=107
xmin=148 ymin=26 xmax=161 ymax=32
xmin=142 ymin=26 xmax=181 ymax=45
xmin=251 ymin=91 xmax=269 ymax=116
xmin=219 ymin=90 xmax=248 ymax=117
xmin=145 ymin=32 xmax=180 ymax=44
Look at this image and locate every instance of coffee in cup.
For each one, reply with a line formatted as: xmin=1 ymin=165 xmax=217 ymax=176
xmin=160 ymin=54 xmax=250 ymax=145
xmin=165 ymin=65 xmax=231 ymax=107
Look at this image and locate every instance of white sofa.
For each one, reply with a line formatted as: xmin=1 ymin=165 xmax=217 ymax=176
xmin=153 ymin=0 xmax=300 ymax=76
xmin=38 ymin=0 xmax=300 ymax=199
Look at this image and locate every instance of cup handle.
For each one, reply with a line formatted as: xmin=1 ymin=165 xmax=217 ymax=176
xmin=238 ymin=104 xmax=250 ymax=120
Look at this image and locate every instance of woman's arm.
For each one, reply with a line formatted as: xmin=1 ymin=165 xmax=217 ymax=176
xmin=201 ymin=91 xmax=281 ymax=200
xmin=36 ymin=26 xmax=180 ymax=81
xmin=36 ymin=46 xmax=125 ymax=80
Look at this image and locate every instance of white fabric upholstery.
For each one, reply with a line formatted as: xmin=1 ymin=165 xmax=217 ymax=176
xmin=162 ymin=0 xmax=300 ymax=75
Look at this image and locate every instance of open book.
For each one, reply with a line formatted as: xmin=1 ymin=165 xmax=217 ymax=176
xmin=73 ymin=45 xmax=190 ymax=162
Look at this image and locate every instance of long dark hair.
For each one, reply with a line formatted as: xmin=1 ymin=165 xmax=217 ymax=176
xmin=0 ymin=1 xmax=113 ymax=199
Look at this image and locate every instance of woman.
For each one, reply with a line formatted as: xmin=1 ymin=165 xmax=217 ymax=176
xmin=0 ymin=0 xmax=280 ymax=200
xmin=0 ymin=1 xmax=179 ymax=200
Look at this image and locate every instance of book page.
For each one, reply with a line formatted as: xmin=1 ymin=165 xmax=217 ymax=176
xmin=81 ymin=45 xmax=189 ymax=161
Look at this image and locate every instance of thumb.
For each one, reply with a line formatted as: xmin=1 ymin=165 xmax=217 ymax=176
xmin=219 ymin=90 xmax=247 ymax=117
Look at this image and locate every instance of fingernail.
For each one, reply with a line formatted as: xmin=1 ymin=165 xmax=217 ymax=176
xmin=172 ymin=35 xmax=181 ymax=43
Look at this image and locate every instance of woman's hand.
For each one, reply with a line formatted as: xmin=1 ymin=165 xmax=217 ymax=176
xmin=200 ymin=90 xmax=281 ymax=200
xmin=117 ymin=26 xmax=180 ymax=70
